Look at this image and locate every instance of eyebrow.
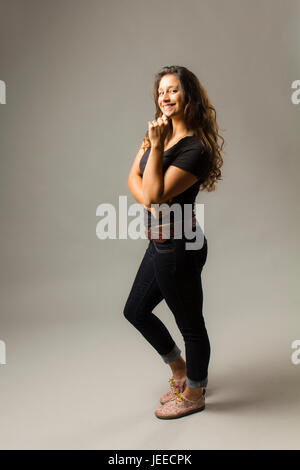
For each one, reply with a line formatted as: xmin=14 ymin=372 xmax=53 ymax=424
xmin=158 ymin=85 xmax=178 ymax=91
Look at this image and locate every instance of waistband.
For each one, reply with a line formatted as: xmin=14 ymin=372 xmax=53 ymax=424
xmin=145 ymin=216 xmax=197 ymax=243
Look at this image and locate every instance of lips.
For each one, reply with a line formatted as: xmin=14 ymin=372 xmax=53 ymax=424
xmin=163 ymin=104 xmax=175 ymax=110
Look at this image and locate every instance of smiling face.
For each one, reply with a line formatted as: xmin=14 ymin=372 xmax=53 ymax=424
xmin=157 ymin=74 xmax=185 ymax=119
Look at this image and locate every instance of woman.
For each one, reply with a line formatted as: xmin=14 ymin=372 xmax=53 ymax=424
xmin=124 ymin=65 xmax=224 ymax=419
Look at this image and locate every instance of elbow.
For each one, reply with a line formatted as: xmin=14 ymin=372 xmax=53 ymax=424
xmin=143 ymin=197 xmax=153 ymax=208
xmin=142 ymin=187 xmax=151 ymax=207
xmin=143 ymin=184 xmax=164 ymax=206
xmin=143 ymin=189 xmax=159 ymax=207
xmin=144 ymin=194 xmax=163 ymax=207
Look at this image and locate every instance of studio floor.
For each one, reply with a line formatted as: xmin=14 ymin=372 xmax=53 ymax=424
xmin=1 ymin=279 xmax=299 ymax=450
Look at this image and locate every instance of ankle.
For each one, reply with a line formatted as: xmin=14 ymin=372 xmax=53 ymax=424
xmin=182 ymin=386 xmax=203 ymax=400
xmin=168 ymin=355 xmax=186 ymax=380
xmin=172 ymin=372 xmax=186 ymax=380
xmin=171 ymin=364 xmax=187 ymax=380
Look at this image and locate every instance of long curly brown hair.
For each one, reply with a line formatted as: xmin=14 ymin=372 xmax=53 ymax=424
xmin=141 ymin=65 xmax=225 ymax=192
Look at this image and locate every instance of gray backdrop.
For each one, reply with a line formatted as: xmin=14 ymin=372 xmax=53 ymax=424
xmin=0 ymin=0 xmax=299 ymax=450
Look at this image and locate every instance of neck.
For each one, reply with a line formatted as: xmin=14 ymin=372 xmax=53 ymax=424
xmin=169 ymin=117 xmax=193 ymax=139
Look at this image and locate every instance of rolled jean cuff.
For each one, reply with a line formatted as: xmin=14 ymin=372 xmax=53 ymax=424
xmin=186 ymin=376 xmax=208 ymax=388
xmin=161 ymin=344 xmax=181 ymax=364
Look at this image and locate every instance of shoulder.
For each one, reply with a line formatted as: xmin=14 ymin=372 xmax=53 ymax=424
xmin=176 ymin=136 xmax=207 ymax=153
xmin=171 ymin=137 xmax=213 ymax=180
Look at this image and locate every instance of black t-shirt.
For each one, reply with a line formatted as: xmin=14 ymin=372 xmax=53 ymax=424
xmin=139 ymin=135 xmax=213 ymax=233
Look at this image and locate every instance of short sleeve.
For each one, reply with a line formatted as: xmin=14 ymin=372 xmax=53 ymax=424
xmin=170 ymin=145 xmax=212 ymax=182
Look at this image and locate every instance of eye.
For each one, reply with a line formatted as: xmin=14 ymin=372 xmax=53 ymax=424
xmin=158 ymin=89 xmax=177 ymax=96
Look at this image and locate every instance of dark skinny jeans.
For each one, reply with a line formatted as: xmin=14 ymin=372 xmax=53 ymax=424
xmin=123 ymin=230 xmax=210 ymax=389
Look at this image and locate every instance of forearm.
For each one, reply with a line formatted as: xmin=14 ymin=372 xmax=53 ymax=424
xmin=142 ymin=145 xmax=164 ymax=206
xmin=128 ymin=173 xmax=167 ymax=221
xmin=128 ymin=173 xmax=148 ymax=206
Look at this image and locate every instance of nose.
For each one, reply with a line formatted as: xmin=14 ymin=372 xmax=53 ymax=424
xmin=161 ymin=96 xmax=172 ymax=105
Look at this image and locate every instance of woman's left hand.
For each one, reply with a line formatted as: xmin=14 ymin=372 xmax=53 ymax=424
xmin=143 ymin=198 xmax=173 ymax=219
xmin=148 ymin=114 xmax=170 ymax=149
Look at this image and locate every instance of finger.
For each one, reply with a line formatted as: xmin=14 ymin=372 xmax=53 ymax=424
xmin=160 ymin=118 xmax=168 ymax=128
